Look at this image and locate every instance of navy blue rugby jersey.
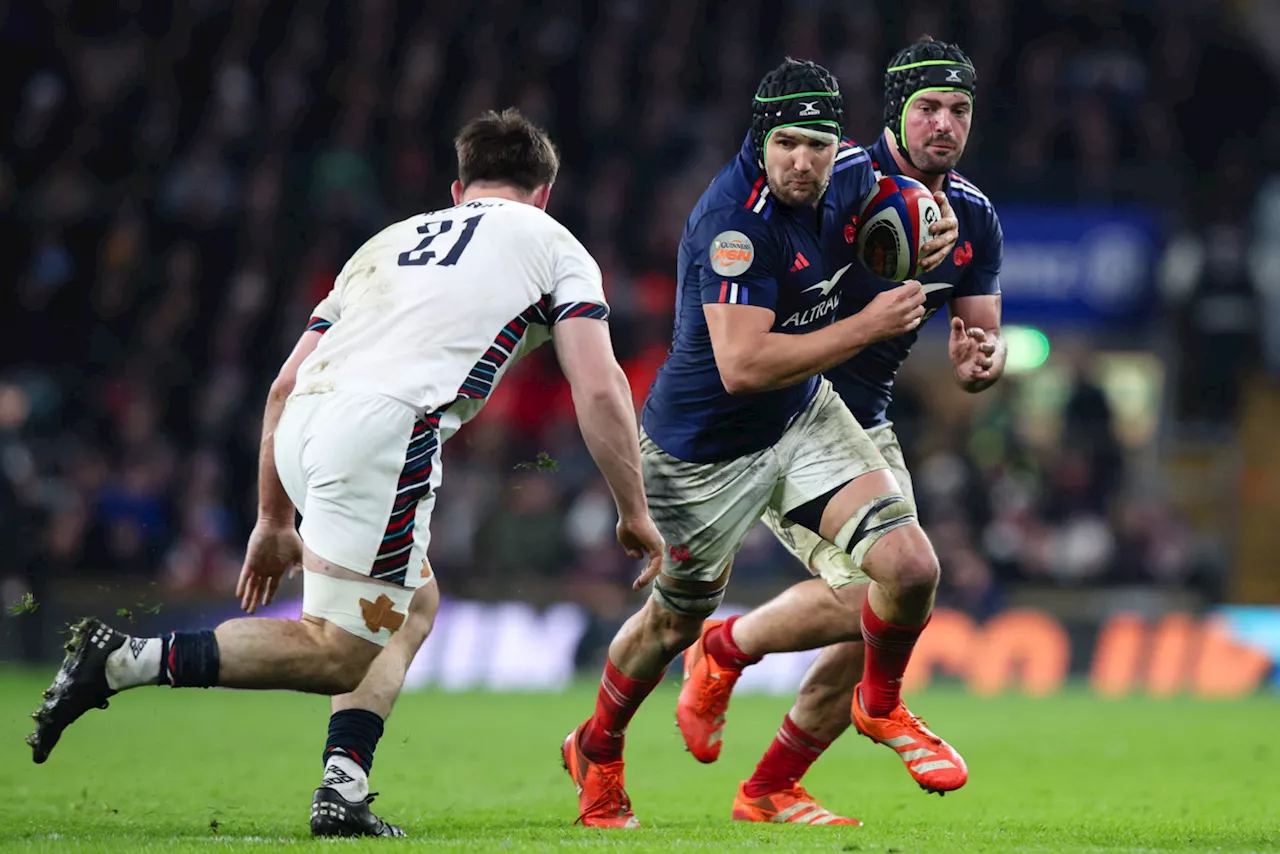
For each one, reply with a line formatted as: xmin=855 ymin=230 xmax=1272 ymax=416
xmin=825 ymin=134 xmax=1003 ymax=428
xmin=641 ymin=134 xmax=872 ymax=463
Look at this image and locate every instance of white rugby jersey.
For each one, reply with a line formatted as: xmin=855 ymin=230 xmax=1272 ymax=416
xmin=292 ymin=197 xmax=607 ymax=431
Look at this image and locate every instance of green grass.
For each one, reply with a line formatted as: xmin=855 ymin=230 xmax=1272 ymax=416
xmin=0 ymin=669 xmax=1277 ymax=852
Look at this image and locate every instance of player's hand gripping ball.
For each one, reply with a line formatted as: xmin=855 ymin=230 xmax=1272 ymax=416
xmin=854 ymin=175 xmax=941 ymax=282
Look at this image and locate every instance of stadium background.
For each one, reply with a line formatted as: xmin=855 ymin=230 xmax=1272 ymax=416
xmin=1 ymin=0 xmax=1279 ymax=702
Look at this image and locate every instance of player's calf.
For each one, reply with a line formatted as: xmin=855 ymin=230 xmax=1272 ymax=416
xmin=788 ymin=640 xmax=863 ymax=743
xmin=733 ymin=651 xmax=862 ymax=815
xmin=859 ymin=526 xmax=940 ymax=716
xmin=576 ymin=593 xmax=684 ymax=769
xmin=310 ymin=578 xmax=439 ymax=838
xmin=107 ymin=616 xmax=378 ymax=694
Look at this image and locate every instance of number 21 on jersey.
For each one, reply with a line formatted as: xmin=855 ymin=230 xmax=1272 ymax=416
xmin=397 ymin=214 xmax=484 ymax=267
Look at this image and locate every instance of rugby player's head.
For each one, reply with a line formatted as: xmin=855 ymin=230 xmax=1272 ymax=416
xmin=884 ymin=36 xmax=976 ymax=175
xmin=452 ymin=108 xmax=560 ymax=209
xmin=752 ymin=58 xmax=842 ymax=208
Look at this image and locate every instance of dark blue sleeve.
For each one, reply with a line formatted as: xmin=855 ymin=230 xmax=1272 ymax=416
xmin=831 ymin=149 xmax=878 ymax=218
xmin=958 ymin=205 xmax=1002 ymax=298
xmin=695 ymin=207 xmax=781 ymax=311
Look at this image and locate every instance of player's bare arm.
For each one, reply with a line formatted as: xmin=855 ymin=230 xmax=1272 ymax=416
xmin=948 ymin=293 xmax=1005 ymax=392
xmin=238 ymin=328 xmax=324 ymax=613
xmin=552 ymin=316 xmax=664 ymax=586
xmin=704 ymin=286 xmax=926 ymax=394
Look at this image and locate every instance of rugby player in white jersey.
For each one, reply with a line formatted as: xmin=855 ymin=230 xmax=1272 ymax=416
xmin=28 ymin=108 xmax=664 ymax=839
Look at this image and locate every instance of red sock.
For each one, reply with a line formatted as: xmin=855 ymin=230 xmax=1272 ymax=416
xmin=704 ymin=615 xmax=762 ymax=670
xmin=860 ymin=598 xmax=927 ymax=716
xmin=579 ymin=658 xmax=663 ymax=764
xmin=742 ymin=714 xmax=830 ymax=797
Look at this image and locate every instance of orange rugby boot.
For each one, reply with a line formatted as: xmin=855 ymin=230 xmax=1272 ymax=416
xmin=676 ymin=619 xmax=744 ymax=763
xmin=732 ymin=781 xmax=862 ymax=826
xmin=561 ymin=722 xmax=641 ymax=828
xmin=851 ymin=683 xmax=968 ymax=794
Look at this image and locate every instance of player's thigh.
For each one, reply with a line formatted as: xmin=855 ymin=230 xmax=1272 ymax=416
xmin=781 ymin=426 xmax=916 ymax=590
xmin=640 ymin=431 xmax=776 ymax=587
xmin=294 ymin=393 xmax=441 ymax=646
xmin=763 ymin=505 xmax=872 ymax=590
xmin=768 ymin=385 xmax=925 ymax=586
xmin=772 ymin=380 xmax=892 ymax=518
xmin=760 ymin=506 xmax=827 ymax=571
xmin=866 ymin=423 xmax=916 ymax=514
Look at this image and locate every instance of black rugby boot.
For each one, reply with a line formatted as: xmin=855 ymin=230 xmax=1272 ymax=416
xmin=310 ymin=787 xmax=406 ymax=838
xmin=28 ymin=618 xmax=123 ymax=763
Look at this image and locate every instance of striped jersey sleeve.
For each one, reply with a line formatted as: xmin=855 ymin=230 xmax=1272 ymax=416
xmin=547 ymin=225 xmax=609 ymax=324
xmin=551 ymin=301 xmax=609 ymax=322
xmin=304 ymin=269 xmax=347 ymax=333
xmin=696 ymin=205 xmax=779 ymax=311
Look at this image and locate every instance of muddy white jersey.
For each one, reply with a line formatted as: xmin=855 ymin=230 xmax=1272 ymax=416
xmin=294 ymin=197 xmax=607 ymax=430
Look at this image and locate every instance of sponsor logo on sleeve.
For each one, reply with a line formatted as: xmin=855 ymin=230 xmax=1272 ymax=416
xmin=710 ymin=231 xmax=755 ymax=276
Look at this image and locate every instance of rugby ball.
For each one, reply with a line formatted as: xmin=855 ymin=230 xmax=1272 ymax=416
xmin=854 ymin=175 xmax=940 ymax=282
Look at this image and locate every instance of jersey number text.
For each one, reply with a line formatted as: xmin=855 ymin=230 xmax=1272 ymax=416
xmin=397 ymin=214 xmax=485 ymax=267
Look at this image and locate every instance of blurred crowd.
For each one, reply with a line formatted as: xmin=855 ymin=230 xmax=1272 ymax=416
xmin=1 ymin=0 xmax=1274 ymax=618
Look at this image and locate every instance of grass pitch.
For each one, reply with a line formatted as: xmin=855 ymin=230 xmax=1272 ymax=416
xmin=0 ymin=669 xmax=1276 ymax=852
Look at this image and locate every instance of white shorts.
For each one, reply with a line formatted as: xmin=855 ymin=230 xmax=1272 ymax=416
xmin=275 ymin=391 xmax=440 ymax=643
xmin=762 ymin=422 xmax=915 ymax=588
xmin=641 ymin=379 xmax=892 ymax=584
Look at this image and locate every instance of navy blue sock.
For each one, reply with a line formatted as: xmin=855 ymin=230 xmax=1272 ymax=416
xmin=159 ymin=631 xmax=220 ymax=688
xmin=323 ymin=709 xmax=385 ymax=775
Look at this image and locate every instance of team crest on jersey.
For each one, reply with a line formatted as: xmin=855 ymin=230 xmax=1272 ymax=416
xmin=710 ymin=231 xmax=754 ymax=276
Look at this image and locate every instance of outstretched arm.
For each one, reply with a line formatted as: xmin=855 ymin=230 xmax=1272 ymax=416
xmin=552 ymin=317 xmax=664 ymax=588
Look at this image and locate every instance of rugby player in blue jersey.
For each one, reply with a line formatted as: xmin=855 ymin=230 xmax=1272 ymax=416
xmin=678 ymin=38 xmax=1008 ymax=826
xmin=562 ymin=56 xmax=966 ymax=828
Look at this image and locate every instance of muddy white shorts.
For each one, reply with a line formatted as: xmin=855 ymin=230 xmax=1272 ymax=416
xmin=640 ymin=379 xmax=894 ymax=585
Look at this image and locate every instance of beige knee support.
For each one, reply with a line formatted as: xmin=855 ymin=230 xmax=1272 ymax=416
xmin=832 ymin=495 xmax=915 ymax=568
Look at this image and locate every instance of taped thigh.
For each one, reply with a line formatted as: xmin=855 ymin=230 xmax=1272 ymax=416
xmin=302 ymin=569 xmax=420 ymax=647
xmin=831 ymin=494 xmax=916 ymax=569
